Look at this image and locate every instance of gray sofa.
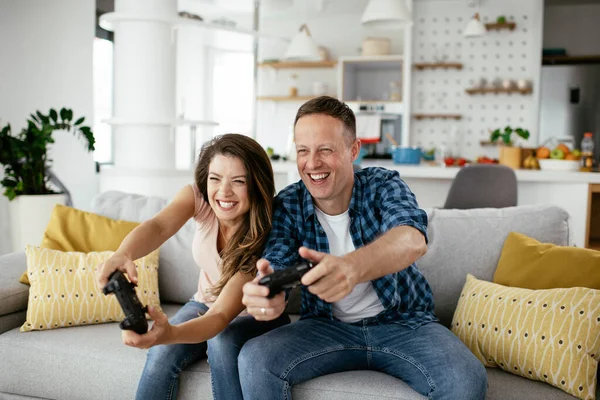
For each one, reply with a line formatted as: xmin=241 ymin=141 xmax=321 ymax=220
xmin=1 ymin=191 xmax=597 ymax=400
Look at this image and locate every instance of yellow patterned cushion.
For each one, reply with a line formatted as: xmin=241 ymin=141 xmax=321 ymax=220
xmin=21 ymin=246 xmax=160 ymax=332
xmin=452 ymin=274 xmax=600 ymax=400
xmin=19 ymin=205 xmax=140 ymax=285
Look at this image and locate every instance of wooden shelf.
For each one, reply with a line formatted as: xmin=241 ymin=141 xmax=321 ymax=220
xmin=258 ymin=61 xmax=337 ymax=69
xmin=413 ymin=114 xmax=462 ymax=120
xmin=414 ymin=62 xmax=463 ymax=70
xmin=485 ymin=22 xmax=516 ymax=31
xmin=257 ymin=95 xmax=333 ymax=102
xmin=466 ymin=87 xmax=532 ymax=95
xmin=543 ymin=55 xmax=600 ymax=65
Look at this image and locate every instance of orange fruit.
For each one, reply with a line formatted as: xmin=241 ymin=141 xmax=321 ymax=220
xmin=536 ymin=146 xmax=550 ymax=159
xmin=565 ymin=154 xmax=576 ymax=160
xmin=556 ymin=143 xmax=570 ymax=155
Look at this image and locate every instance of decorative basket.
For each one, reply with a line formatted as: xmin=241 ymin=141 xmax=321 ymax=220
xmin=362 ymin=37 xmax=390 ymax=56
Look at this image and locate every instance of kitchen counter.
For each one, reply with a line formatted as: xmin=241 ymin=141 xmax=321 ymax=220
xmin=271 ymin=160 xmax=599 ymax=248
xmin=271 ymin=160 xmax=600 ymax=183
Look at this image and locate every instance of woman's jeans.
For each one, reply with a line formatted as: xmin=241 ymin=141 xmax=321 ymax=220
xmin=135 ymin=299 xmax=290 ymax=400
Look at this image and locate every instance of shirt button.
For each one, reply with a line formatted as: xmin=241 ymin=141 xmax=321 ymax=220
xmin=319 ymin=228 xmax=324 ymax=233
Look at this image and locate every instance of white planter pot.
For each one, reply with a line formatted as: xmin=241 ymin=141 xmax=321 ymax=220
xmin=8 ymin=194 xmax=67 ymax=253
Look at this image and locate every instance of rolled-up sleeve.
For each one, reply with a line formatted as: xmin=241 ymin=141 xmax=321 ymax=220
xmin=377 ymin=171 xmax=428 ymax=243
xmin=261 ymin=197 xmax=301 ymax=271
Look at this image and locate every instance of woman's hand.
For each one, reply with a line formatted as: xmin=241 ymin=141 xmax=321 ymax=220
xmin=96 ymin=253 xmax=138 ymax=290
xmin=121 ymin=306 xmax=174 ymax=349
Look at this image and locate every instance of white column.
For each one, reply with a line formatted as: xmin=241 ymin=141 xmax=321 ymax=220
xmin=112 ymin=0 xmax=177 ymax=170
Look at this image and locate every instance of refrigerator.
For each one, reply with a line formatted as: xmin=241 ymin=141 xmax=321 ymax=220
xmin=538 ymin=64 xmax=600 ymax=164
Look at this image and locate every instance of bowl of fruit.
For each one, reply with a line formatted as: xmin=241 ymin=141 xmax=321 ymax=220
xmin=536 ymin=144 xmax=581 ymax=171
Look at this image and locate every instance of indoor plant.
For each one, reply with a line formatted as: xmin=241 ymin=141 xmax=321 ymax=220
xmin=490 ymin=126 xmax=530 ymax=169
xmin=0 ymin=108 xmax=94 ymax=200
xmin=0 ymin=108 xmax=94 ymax=252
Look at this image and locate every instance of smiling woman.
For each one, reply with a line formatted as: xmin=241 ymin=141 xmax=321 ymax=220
xmin=96 ymin=133 xmax=290 ymax=400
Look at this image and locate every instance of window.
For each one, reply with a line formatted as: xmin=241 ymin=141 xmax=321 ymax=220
xmin=93 ymin=37 xmax=113 ymax=164
xmin=211 ymin=50 xmax=254 ymax=137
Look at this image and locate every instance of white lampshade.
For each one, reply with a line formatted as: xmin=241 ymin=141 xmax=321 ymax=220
xmin=463 ymin=13 xmax=486 ymax=37
xmin=284 ymin=24 xmax=321 ymax=61
xmin=361 ymin=0 xmax=412 ymax=29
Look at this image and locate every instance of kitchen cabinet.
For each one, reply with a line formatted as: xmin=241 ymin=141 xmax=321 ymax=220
xmin=586 ymin=184 xmax=600 ymax=250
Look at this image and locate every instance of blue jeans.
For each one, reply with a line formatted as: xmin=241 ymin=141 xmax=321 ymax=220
xmin=135 ymin=299 xmax=290 ymax=400
xmin=238 ymin=317 xmax=487 ymax=400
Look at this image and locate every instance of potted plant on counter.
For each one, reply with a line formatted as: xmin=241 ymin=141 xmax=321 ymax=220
xmin=490 ymin=125 xmax=530 ymax=169
xmin=0 ymin=108 xmax=94 ymax=252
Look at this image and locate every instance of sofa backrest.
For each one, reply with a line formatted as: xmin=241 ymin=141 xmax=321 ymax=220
xmin=92 ymin=192 xmax=572 ymax=325
xmin=418 ymin=205 xmax=570 ymax=327
xmin=92 ymin=191 xmax=199 ymax=304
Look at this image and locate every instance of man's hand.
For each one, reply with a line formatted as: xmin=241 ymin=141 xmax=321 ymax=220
xmin=299 ymin=247 xmax=359 ymax=303
xmin=95 ymin=253 xmax=138 ymax=290
xmin=121 ymin=306 xmax=172 ymax=349
xmin=242 ymin=259 xmax=286 ymax=321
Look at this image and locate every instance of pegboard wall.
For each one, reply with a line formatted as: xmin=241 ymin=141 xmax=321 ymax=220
xmin=410 ymin=0 xmax=544 ymax=160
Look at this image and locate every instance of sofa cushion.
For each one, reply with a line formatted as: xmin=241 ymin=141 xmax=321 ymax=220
xmin=21 ymin=246 xmax=160 ymax=332
xmin=1 ymin=303 xmax=593 ymax=400
xmin=453 ymin=274 xmax=599 ymax=400
xmin=0 ymin=304 xmax=211 ymax=400
xmin=493 ymin=231 xmax=600 ymax=289
xmin=417 ymin=205 xmax=570 ymax=327
xmin=0 ymin=310 xmax=26 ymax=335
xmin=19 ymin=204 xmax=141 ymax=285
xmin=92 ymin=191 xmax=199 ymax=304
xmin=0 ymin=252 xmax=29 ymax=315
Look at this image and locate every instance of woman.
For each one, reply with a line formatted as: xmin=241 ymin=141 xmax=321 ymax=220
xmin=96 ymin=134 xmax=290 ymax=400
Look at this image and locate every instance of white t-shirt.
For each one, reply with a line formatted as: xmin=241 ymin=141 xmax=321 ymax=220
xmin=314 ymin=207 xmax=385 ymax=323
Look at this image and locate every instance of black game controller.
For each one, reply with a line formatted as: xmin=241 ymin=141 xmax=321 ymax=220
xmin=258 ymin=260 xmax=314 ymax=298
xmin=103 ymin=270 xmax=148 ymax=334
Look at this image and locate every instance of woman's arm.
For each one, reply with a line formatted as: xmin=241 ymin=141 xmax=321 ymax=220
xmin=122 ymin=271 xmax=253 ymax=348
xmin=167 ymin=271 xmax=253 ymax=344
xmin=97 ymin=185 xmax=196 ymax=287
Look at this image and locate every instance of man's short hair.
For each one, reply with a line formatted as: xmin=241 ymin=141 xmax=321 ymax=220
xmin=294 ymin=96 xmax=356 ymax=144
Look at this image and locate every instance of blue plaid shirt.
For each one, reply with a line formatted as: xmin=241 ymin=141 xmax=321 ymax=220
xmin=263 ymin=167 xmax=437 ymax=328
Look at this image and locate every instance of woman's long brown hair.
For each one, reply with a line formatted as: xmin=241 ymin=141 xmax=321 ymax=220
xmin=194 ymin=134 xmax=275 ymax=297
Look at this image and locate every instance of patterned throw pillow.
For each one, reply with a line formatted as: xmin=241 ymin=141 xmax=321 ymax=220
xmin=452 ymin=274 xmax=600 ymax=400
xmin=21 ymin=246 xmax=160 ymax=332
xmin=20 ymin=205 xmax=140 ymax=285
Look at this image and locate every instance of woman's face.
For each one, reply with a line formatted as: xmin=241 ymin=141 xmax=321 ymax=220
xmin=207 ymin=154 xmax=250 ymax=226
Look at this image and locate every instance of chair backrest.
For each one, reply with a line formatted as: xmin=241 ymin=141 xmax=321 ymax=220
xmin=443 ymin=164 xmax=517 ymax=209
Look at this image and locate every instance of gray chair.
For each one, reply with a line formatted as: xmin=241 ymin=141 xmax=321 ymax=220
xmin=443 ymin=164 xmax=517 ymax=209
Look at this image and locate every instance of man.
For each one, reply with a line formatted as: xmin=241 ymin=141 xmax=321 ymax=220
xmin=239 ymin=96 xmax=486 ymax=399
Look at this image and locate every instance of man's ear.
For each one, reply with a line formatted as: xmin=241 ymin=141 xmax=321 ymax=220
xmin=350 ymin=139 xmax=361 ymax=162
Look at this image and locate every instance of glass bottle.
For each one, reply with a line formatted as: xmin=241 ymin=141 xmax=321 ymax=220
xmin=580 ymin=132 xmax=594 ymax=172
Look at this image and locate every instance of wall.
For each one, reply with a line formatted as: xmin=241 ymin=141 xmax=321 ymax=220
xmin=410 ymin=0 xmax=544 ymax=161
xmin=254 ymin=0 xmax=545 ymax=162
xmin=543 ymin=4 xmax=600 ymax=56
xmin=0 ymin=0 xmax=96 ymax=255
xmin=255 ymin=9 xmax=406 ymax=155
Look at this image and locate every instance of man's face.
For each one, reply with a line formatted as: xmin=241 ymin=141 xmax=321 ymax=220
xmin=294 ymin=114 xmax=360 ymax=213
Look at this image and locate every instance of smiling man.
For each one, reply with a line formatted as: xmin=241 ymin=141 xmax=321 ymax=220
xmin=239 ymin=96 xmax=487 ymax=400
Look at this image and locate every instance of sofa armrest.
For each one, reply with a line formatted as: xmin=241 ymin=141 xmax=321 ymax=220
xmin=0 ymin=252 xmax=29 ymax=319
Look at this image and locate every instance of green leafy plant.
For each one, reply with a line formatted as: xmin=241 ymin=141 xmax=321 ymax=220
xmin=0 ymin=108 xmax=94 ymax=201
xmin=490 ymin=126 xmax=530 ymax=146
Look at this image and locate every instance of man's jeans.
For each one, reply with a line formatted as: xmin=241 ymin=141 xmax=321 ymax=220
xmin=238 ymin=317 xmax=487 ymax=400
xmin=135 ymin=299 xmax=290 ymax=400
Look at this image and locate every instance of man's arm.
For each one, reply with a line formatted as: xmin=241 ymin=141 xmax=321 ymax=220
xmin=242 ymin=194 xmax=300 ymax=321
xmin=301 ymin=170 xmax=428 ymax=303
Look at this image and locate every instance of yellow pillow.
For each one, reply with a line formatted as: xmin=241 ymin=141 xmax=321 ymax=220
xmin=21 ymin=246 xmax=160 ymax=332
xmin=452 ymin=274 xmax=600 ymax=400
xmin=493 ymin=232 xmax=600 ymax=290
xmin=19 ymin=205 xmax=139 ymax=285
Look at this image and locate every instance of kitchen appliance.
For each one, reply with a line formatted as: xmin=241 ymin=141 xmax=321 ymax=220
xmin=348 ymin=102 xmax=403 ymax=159
xmin=538 ymin=64 xmax=600 ymax=164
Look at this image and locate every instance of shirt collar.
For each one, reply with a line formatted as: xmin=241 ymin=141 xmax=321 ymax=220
xmin=300 ymin=173 xmax=362 ymax=221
